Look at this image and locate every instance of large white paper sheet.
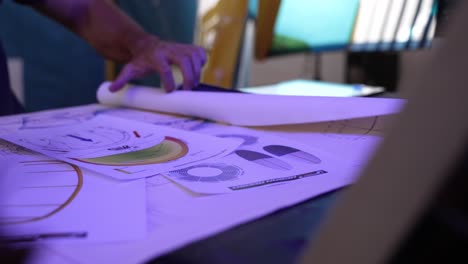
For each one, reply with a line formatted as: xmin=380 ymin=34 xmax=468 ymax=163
xmin=90 ymin=105 xmax=391 ymax=169
xmin=91 ymin=106 xmax=389 ymax=185
xmin=97 ymin=81 xmax=405 ymax=126
xmin=23 ymin=106 xmax=392 ymax=264
xmin=0 ymin=113 xmax=240 ymax=181
xmin=0 ymin=104 xmax=396 ymax=263
xmin=31 ymin=163 xmax=356 ymax=264
xmin=0 ymin=140 xmax=147 ymax=244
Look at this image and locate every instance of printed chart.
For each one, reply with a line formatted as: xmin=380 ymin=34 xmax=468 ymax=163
xmin=0 ymin=139 xmax=147 ymax=243
xmin=22 ymin=126 xmax=137 ymax=154
xmin=169 ymin=163 xmax=244 ymax=183
xmin=234 ymin=150 xmax=293 ymax=171
xmin=216 ymin=134 xmax=259 ymax=147
xmin=1 ymin=160 xmax=83 ymax=225
xmin=163 ymin=126 xmax=332 ymax=193
xmin=2 ymin=115 xmax=241 ymax=180
xmin=76 ymin=137 xmax=188 ymax=166
xmin=263 ymin=145 xmax=322 ymax=164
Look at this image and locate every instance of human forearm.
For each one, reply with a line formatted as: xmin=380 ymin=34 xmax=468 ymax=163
xmin=22 ymin=0 xmax=206 ymax=92
xmin=28 ymin=0 xmax=148 ymax=63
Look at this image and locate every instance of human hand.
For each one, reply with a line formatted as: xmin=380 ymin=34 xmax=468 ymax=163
xmin=109 ymin=35 xmax=207 ymax=93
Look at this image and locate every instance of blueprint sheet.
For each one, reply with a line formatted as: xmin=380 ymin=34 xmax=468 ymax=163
xmin=3 ymin=104 xmax=397 ymax=263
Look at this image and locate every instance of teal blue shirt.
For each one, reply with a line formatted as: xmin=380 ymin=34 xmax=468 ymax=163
xmin=0 ymin=0 xmax=42 ymax=115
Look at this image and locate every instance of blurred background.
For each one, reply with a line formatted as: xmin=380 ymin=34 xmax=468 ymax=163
xmin=0 ymin=0 xmax=449 ymax=111
xmin=0 ymin=1 xmax=464 ymax=263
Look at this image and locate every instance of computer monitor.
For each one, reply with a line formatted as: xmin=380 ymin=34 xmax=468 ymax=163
xmin=253 ymin=0 xmax=440 ymax=59
xmin=299 ymin=1 xmax=468 ymax=263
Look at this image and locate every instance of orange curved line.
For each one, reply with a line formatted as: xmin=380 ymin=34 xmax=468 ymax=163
xmin=2 ymin=162 xmax=83 ymax=225
xmin=74 ymin=136 xmax=189 ymax=166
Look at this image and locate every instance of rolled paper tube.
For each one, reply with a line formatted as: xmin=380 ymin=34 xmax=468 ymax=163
xmin=97 ymin=82 xmax=405 ymax=126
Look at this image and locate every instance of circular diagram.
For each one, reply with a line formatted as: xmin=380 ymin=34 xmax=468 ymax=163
xmin=263 ymin=145 xmax=321 ymax=164
xmin=216 ymin=134 xmax=258 ymax=146
xmin=168 ymin=163 xmax=243 ymax=182
xmin=74 ymin=137 xmax=188 ymax=166
xmin=22 ymin=126 xmax=131 ymax=153
xmin=235 ymin=150 xmax=293 ymax=171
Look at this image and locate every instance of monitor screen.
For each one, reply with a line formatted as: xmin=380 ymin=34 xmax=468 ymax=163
xmin=252 ymin=0 xmax=439 ymax=55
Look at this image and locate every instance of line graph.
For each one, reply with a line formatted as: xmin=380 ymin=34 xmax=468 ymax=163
xmin=0 ymin=160 xmax=83 ymax=225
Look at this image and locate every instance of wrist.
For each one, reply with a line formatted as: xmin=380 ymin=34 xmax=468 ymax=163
xmin=125 ymin=32 xmax=160 ymax=57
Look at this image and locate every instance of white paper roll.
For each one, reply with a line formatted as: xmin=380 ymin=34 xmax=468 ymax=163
xmin=97 ymin=81 xmax=405 ymax=126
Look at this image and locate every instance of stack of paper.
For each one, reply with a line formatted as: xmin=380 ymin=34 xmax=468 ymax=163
xmin=0 ymin=83 xmax=404 ymax=263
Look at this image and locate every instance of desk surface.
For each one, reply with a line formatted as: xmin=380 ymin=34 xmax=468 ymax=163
xmin=150 ymin=190 xmax=343 ymax=264
xmin=150 ymin=91 xmax=398 ymax=264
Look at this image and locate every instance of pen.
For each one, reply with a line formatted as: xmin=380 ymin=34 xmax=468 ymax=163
xmin=1 ymin=231 xmax=88 ymax=243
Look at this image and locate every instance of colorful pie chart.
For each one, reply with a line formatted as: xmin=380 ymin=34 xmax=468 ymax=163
xmin=235 ymin=150 xmax=293 ymax=171
xmin=168 ymin=163 xmax=243 ymax=182
xmin=263 ymin=145 xmax=321 ymax=164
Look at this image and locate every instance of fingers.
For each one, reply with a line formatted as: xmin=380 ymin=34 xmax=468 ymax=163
xmin=192 ymin=47 xmax=207 ymax=85
xmin=187 ymin=46 xmax=208 ymax=88
xmin=197 ymin=47 xmax=207 ymax=66
xmin=170 ymin=46 xmax=207 ymax=90
xmin=156 ymin=59 xmax=176 ymax=93
xmin=168 ymin=52 xmax=195 ymax=91
xmin=109 ymin=64 xmax=140 ymax=93
xmin=190 ymin=52 xmax=202 ymax=87
xmin=109 ymin=56 xmax=176 ymax=93
xmin=110 ymin=38 xmax=207 ymax=93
